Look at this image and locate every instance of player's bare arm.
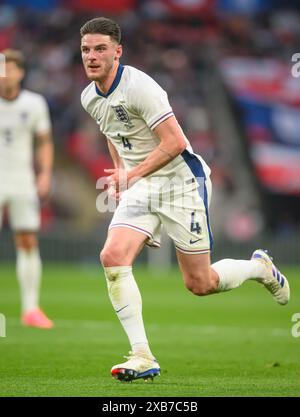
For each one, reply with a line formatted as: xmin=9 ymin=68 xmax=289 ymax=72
xmin=35 ymin=131 xmax=54 ymax=199
xmin=106 ymin=116 xmax=186 ymax=191
xmin=132 ymin=116 xmax=187 ymax=177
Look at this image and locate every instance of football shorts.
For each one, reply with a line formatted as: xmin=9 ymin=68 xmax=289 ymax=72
xmin=109 ymin=170 xmax=213 ymax=255
xmin=0 ymin=188 xmax=40 ymax=231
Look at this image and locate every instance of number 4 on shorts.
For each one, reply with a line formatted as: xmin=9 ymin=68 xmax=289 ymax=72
xmin=190 ymin=212 xmax=201 ymax=234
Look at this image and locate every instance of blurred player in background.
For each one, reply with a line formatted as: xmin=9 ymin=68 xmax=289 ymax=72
xmin=80 ymin=18 xmax=290 ymax=382
xmin=0 ymin=49 xmax=54 ymax=329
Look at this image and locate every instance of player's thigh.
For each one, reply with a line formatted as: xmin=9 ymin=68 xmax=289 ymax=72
xmin=100 ymin=227 xmax=148 ymax=266
xmin=176 ymin=250 xmax=218 ymax=295
xmin=176 ymin=249 xmax=212 ymax=286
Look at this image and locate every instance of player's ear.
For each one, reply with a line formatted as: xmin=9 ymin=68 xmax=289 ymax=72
xmin=115 ymin=44 xmax=122 ymax=60
xmin=19 ymin=68 xmax=25 ymax=82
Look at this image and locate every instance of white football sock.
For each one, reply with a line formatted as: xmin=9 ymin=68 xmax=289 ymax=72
xmin=211 ymin=258 xmax=266 ymax=292
xmin=104 ymin=266 xmax=153 ymax=358
xmin=16 ymin=248 xmax=42 ymax=313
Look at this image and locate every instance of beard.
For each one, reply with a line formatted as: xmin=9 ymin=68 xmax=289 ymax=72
xmin=85 ymin=60 xmax=114 ymax=82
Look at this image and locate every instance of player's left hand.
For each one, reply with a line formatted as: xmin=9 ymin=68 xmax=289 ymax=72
xmin=36 ymin=172 xmax=51 ymax=200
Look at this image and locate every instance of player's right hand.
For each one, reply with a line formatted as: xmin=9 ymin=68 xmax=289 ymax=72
xmin=107 ymin=184 xmax=122 ymax=202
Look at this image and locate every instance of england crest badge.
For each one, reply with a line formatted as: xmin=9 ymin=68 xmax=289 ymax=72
xmin=112 ymin=105 xmax=133 ymax=128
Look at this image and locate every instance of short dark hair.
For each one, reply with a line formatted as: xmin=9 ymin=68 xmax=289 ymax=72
xmin=1 ymin=49 xmax=25 ymax=69
xmin=80 ymin=17 xmax=121 ymax=44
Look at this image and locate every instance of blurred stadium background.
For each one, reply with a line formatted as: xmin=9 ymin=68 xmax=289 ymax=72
xmin=1 ymin=0 xmax=300 ymax=397
xmin=1 ymin=0 xmax=300 ymax=266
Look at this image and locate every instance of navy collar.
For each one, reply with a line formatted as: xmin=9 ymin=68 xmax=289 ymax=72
xmin=95 ymin=64 xmax=124 ymax=98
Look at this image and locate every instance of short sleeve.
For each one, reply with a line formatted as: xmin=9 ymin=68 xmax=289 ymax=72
xmin=130 ymin=73 xmax=174 ymax=130
xmin=33 ymin=96 xmax=51 ymax=135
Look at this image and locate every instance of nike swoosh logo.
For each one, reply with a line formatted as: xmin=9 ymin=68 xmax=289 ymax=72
xmin=115 ymin=304 xmax=129 ymax=314
xmin=190 ymin=238 xmax=201 ymax=244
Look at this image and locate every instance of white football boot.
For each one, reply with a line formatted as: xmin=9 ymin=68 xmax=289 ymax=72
xmin=251 ymin=249 xmax=290 ymax=305
xmin=111 ymin=352 xmax=160 ymax=382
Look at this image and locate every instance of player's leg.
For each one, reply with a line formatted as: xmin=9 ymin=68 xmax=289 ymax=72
xmin=14 ymin=231 xmax=53 ymax=328
xmin=162 ymin=172 xmax=290 ymax=303
xmin=15 ymin=231 xmax=41 ymax=312
xmin=176 ymin=250 xmax=218 ymax=295
xmin=100 ymin=226 xmax=160 ymax=381
xmin=212 ymin=250 xmax=290 ymax=304
xmin=100 ymin=226 xmax=147 ymax=266
xmin=176 ymin=249 xmax=262 ymax=297
xmin=9 ymin=193 xmax=53 ymax=328
xmin=177 ymin=249 xmax=289 ymax=304
xmin=176 ymin=248 xmax=282 ymax=295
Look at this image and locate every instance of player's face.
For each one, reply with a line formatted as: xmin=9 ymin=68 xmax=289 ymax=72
xmin=0 ymin=61 xmax=24 ymax=93
xmin=81 ymin=34 xmax=122 ymax=82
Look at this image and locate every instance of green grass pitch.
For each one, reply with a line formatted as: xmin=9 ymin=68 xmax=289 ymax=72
xmin=0 ymin=263 xmax=299 ymax=397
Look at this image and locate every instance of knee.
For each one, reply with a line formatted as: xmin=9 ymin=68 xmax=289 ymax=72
xmin=15 ymin=233 xmax=38 ymax=251
xmin=185 ymin=272 xmax=218 ymax=296
xmin=100 ymin=247 xmax=113 ymax=266
xmin=100 ymin=245 xmax=124 ymax=267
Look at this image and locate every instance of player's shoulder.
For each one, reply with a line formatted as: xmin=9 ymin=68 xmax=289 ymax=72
xmin=123 ymin=65 xmax=165 ymax=99
xmin=81 ymin=81 xmax=97 ymax=112
xmin=124 ymin=65 xmax=159 ymax=86
xmin=20 ymin=89 xmax=48 ymax=106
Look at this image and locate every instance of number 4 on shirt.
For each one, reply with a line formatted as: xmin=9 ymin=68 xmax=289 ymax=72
xmin=118 ymin=133 xmax=133 ymax=150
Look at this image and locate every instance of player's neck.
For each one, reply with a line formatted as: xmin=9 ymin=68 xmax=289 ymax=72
xmin=1 ymin=86 xmax=21 ymax=101
xmin=95 ymin=61 xmax=119 ymax=95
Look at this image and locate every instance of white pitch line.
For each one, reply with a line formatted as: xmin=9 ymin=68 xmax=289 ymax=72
xmin=5 ymin=318 xmax=289 ymax=336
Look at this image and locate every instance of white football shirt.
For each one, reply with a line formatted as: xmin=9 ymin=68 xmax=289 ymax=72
xmin=81 ymin=64 xmax=210 ymax=179
xmin=0 ymin=89 xmax=51 ymax=190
